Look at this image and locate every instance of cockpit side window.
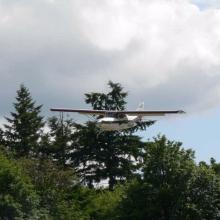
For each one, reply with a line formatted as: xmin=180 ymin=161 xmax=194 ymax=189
xmin=105 ymin=112 xmax=126 ymax=119
xmin=105 ymin=112 xmax=114 ymax=117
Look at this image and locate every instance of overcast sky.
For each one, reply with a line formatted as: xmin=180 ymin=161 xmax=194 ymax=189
xmin=1 ymin=0 xmax=220 ymax=162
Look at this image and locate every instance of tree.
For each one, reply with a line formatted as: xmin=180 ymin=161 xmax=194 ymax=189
xmin=46 ymin=116 xmax=76 ymax=167
xmin=85 ymin=81 xmax=127 ymax=111
xmin=179 ymin=163 xmax=220 ymax=220
xmin=71 ymin=81 xmax=154 ymax=190
xmin=88 ymin=186 xmax=125 ymax=220
xmin=19 ymin=158 xmax=87 ymax=219
xmin=0 ymin=151 xmax=40 ymax=219
xmin=118 ymin=136 xmax=220 ymax=220
xmin=0 ymin=128 xmax=5 ymax=146
xmin=210 ymin=157 xmax=220 ymax=175
xmin=4 ymin=84 xmax=44 ymax=157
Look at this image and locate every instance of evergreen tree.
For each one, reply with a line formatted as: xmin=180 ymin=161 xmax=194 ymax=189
xmin=71 ymin=81 xmax=154 ymax=190
xmin=85 ymin=81 xmax=127 ymax=111
xmin=4 ymin=84 xmax=44 ymax=157
xmin=0 ymin=128 xmax=5 ymax=146
xmin=47 ymin=116 xmax=76 ymax=167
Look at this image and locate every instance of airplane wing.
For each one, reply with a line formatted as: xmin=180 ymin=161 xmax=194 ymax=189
xmin=120 ymin=110 xmax=185 ymax=116
xmin=50 ymin=108 xmax=185 ymax=116
xmin=50 ymin=108 xmax=106 ymax=115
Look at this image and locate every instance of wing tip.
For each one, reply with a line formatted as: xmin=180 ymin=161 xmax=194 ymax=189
xmin=50 ymin=108 xmax=66 ymax=112
xmin=178 ymin=110 xmax=186 ymax=114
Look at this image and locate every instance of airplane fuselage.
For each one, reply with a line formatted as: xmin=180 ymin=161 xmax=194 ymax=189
xmin=97 ymin=115 xmax=139 ymax=131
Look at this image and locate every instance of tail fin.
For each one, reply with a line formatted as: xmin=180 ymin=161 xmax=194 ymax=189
xmin=136 ymin=102 xmax=144 ymax=111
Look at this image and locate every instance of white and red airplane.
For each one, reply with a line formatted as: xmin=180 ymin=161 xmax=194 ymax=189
xmin=50 ymin=103 xmax=185 ymax=131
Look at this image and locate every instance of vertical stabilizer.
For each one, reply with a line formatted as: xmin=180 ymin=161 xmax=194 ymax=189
xmin=136 ymin=102 xmax=144 ymax=111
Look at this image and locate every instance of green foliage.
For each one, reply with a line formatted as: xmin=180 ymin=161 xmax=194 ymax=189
xmin=81 ymin=186 xmax=124 ymax=220
xmin=46 ymin=116 xmax=75 ymax=167
xmin=85 ymin=81 xmax=127 ymax=111
xmin=71 ymin=81 xmax=154 ymax=190
xmin=0 ymin=152 xmax=39 ymax=219
xmin=4 ymin=84 xmax=44 ymax=157
xmin=118 ymin=135 xmax=220 ymax=220
xmin=1 ymin=82 xmax=220 ymax=219
xmin=179 ymin=163 xmax=220 ymax=219
xmin=72 ymin=121 xmax=145 ymax=189
xmin=0 ymin=128 xmax=5 ymax=146
xmin=19 ymin=158 xmax=88 ymax=219
xmin=210 ymin=157 xmax=220 ymax=175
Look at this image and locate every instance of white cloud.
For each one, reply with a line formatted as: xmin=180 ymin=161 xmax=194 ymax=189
xmin=191 ymin=0 xmax=220 ymax=9
xmin=1 ymin=0 xmax=220 ymax=116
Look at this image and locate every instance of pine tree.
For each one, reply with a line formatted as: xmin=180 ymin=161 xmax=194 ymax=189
xmin=47 ymin=116 xmax=75 ymax=167
xmin=85 ymin=81 xmax=127 ymax=111
xmin=71 ymin=81 xmax=154 ymax=190
xmin=0 ymin=128 xmax=5 ymax=146
xmin=4 ymin=84 xmax=44 ymax=157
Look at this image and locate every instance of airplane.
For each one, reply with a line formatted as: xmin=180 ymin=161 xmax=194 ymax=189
xmin=50 ymin=103 xmax=185 ymax=131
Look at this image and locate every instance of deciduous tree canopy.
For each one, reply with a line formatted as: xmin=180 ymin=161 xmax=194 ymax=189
xmin=118 ymin=136 xmax=220 ymax=220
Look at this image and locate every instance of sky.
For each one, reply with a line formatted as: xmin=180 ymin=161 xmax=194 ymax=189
xmin=0 ymin=0 xmax=220 ymax=162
